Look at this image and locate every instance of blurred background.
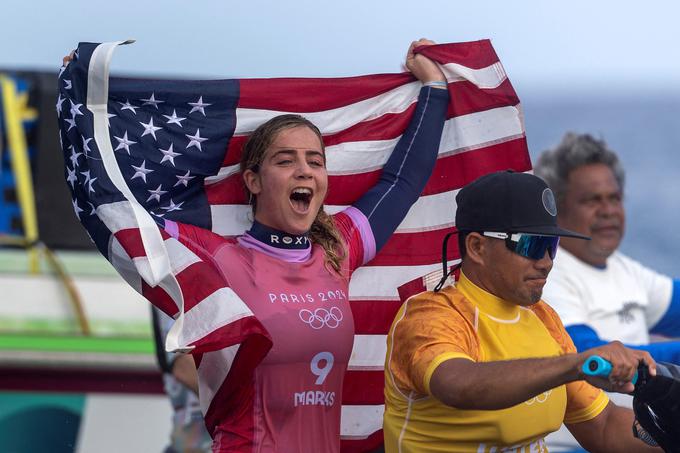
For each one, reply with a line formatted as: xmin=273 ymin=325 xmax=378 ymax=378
xmin=0 ymin=1 xmax=678 ymax=452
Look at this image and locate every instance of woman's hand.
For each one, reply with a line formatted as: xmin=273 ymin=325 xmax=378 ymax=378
xmin=62 ymin=50 xmax=75 ymax=66
xmin=405 ymin=38 xmax=446 ymax=85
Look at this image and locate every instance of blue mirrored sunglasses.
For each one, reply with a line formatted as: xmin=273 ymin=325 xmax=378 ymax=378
xmin=483 ymin=232 xmax=560 ymax=260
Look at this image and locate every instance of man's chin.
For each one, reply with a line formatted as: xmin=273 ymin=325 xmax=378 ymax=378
xmin=529 ymin=290 xmax=543 ymax=305
xmin=591 ymin=239 xmax=621 ymax=258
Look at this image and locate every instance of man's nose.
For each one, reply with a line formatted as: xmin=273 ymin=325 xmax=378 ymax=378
xmin=598 ymin=198 xmax=620 ymax=217
xmin=535 ymin=250 xmax=553 ymax=272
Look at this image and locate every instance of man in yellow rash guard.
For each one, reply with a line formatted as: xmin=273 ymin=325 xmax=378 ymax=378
xmin=384 ymin=171 xmax=661 ymax=453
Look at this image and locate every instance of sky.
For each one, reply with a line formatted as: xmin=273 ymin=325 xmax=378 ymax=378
xmin=1 ymin=0 xmax=679 ymax=94
xmin=1 ymin=0 xmax=679 ymax=273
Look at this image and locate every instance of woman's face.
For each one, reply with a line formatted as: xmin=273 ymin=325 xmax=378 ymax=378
xmin=243 ymin=126 xmax=328 ymax=235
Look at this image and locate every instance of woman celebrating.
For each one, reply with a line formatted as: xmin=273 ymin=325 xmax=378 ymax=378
xmin=63 ymin=38 xmax=448 ymax=452
xmin=187 ymin=39 xmax=446 ymax=452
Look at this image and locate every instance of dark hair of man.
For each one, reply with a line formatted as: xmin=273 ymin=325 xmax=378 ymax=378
xmin=533 ymin=132 xmax=625 ymax=206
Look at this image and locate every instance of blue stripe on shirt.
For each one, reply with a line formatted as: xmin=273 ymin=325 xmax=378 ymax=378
xmin=650 ymin=278 xmax=680 ymax=337
xmin=567 ymin=323 xmax=680 ymax=365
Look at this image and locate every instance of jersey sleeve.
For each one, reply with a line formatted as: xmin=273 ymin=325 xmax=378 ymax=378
xmin=534 ymin=302 xmax=609 ymax=423
xmin=332 ymin=207 xmax=376 ymax=274
xmin=162 ymin=218 xmax=228 ymax=256
xmin=387 ymin=291 xmax=479 ymax=396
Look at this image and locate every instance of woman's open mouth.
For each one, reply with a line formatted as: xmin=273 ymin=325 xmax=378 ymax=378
xmin=290 ymin=187 xmax=313 ymax=214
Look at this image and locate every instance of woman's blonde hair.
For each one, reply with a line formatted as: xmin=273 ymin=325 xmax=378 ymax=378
xmin=240 ymin=114 xmax=346 ymax=273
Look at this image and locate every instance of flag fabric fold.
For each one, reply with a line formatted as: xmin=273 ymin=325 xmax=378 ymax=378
xmin=57 ymin=39 xmax=530 ymax=450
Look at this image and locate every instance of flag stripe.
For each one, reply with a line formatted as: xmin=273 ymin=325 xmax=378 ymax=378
xmin=223 ymin=76 xmax=518 ymax=168
xmin=236 ymin=46 xmax=503 ymax=113
xmin=350 ymin=300 xmax=403 ymax=335
xmin=340 ymin=405 xmax=385 ymax=438
xmin=349 ymin=334 xmax=386 ymax=370
xmin=343 ymin=370 xmax=385 ymax=405
xmin=205 ymin=134 xmax=529 ymax=214
xmin=234 ymin=81 xmax=421 ymax=135
xmin=141 ymin=281 xmax=178 ymax=317
xmin=340 ymin=432 xmax=384 ymax=453
xmin=349 ymin=262 xmax=457 ymax=299
xmin=217 ymin=103 xmax=523 ymax=182
xmin=208 ymin=138 xmax=529 ymax=238
xmin=197 ymin=345 xmax=240 ymax=415
xmin=234 ymin=79 xmax=517 ymax=140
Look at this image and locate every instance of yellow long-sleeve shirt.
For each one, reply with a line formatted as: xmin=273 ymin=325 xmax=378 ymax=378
xmin=384 ymin=272 xmax=608 ymax=453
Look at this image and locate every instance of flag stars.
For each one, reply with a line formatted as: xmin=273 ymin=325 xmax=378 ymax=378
xmin=66 ymin=166 xmax=78 ymax=188
xmin=107 ymin=112 xmax=117 ymax=127
xmin=162 ymin=199 xmax=184 ymax=212
xmin=186 ymin=129 xmax=208 ymax=151
xmin=114 ymin=131 xmax=137 ymax=154
xmin=80 ymin=170 xmax=97 ymax=193
xmin=159 ymin=143 xmax=181 ymax=166
xmin=72 ymin=199 xmax=84 ymax=219
xmin=140 ymin=117 xmax=163 ymax=140
xmin=64 ymin=79 xmax=72 ymax=90
xmin=146 ymin=184 xmax=168 ymax=203
xmin=81 ymin=136 xmax=93 ymax=155
xmin=174 ymin=170 xmax=195 ymax=187
xmin=163 ymin=109 xmax=186 ymax=127
xmin=87 ymin=202 xmax=97 ymax=216
xmin=118 ymin=99 xmax=139 ymax=114
xmin=141 ymin=93 xmax=164 ymax=109
xmin=65 ymin=117 xmax=77 ymax=131
xmin=188 ymin=96 xmax=211 ymax=116
xmin=131 ymin=160 xmax=154 ymax=184
xmin=69 ymin=146 xmax=83 ymax=167
xmin=56 ymin=94 xmax=65 ymax=116
xmin=70 ymin=100 xmax=84 ymax=118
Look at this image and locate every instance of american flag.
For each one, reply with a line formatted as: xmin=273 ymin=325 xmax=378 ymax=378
xmin=57 ymin=40 xmax=530 ymax=451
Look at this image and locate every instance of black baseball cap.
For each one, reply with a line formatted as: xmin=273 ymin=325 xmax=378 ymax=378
xmin=455 ymin=170 xmax=589 ymax=239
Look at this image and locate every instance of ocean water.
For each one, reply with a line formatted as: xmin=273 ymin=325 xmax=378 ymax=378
xmin=521 ymin=91 xmax=680 ymax=277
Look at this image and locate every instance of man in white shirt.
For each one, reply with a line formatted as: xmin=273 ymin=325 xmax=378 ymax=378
xmin=534 ymin=132 xmax=680 ymax=451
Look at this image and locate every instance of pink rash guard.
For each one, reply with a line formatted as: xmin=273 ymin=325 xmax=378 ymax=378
xmin=174 ymin=207 xmax=375 ymax=452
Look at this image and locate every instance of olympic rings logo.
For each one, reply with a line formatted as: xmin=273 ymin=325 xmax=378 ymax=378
xmin=525 ymin=390 xmax=552 ymax=405
xmin=298 ymin=307 xmax=343 ymax=329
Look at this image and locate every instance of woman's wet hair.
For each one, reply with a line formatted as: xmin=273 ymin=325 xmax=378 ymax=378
xmin=240 ymin=114 xmax=346 ymax=273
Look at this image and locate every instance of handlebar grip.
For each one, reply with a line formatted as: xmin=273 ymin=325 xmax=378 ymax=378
xmin=582 ymin=355 xmax=638 ymax=385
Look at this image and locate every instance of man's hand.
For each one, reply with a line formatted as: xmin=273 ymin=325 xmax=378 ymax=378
xmin=405 ymin=38 xmax=446 ymax=85
xmin=577 ymin=341 xmax=656 ymax=393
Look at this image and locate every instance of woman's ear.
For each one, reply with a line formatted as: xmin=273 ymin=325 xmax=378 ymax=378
xmin=242 ymin=169 xmax=262 ymax=195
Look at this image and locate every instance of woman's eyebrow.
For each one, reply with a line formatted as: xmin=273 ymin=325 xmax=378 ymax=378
xmin=305 ymin=150 xmax=325 ymax=159
xmin=268 ymin=149 xmax=297 ymax=159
